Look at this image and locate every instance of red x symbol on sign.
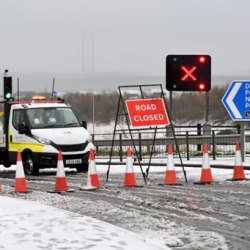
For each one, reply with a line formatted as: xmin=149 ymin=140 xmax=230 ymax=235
xmin=181 ymin=66 xmax=197 ymax=81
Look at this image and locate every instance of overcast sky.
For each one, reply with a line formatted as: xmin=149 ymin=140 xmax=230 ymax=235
xmin=0 ymin=0 xmax=250 ymax=76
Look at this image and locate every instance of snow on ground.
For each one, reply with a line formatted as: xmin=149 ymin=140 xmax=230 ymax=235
xmin=0 ymin=195 xmax=168 ymax=250
xmin=1 ymin=156 xmax=249 ymax=250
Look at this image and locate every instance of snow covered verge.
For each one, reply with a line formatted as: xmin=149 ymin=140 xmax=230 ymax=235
xmin=0 ymin=195 xmax=168 ymax=250
xmin=1 ymin=184 xmax=229 ymax=250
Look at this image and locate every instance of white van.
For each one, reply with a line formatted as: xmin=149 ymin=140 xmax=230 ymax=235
xmin=0 ymin=98 xmax=93 ymax=175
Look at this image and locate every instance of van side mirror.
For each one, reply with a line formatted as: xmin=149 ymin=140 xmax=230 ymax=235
xmin=82 ymin=121 xmax=87 ymax=129
xmin=18 ymin=124 xmax=30 ymax=134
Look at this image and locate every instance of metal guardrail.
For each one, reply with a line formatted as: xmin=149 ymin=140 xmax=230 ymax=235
xmin=91 ymin=124 xmax=250 ymax=161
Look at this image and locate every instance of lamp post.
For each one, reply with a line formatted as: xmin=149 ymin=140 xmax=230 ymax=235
xmin=93 ymin=91 xmax=95 ymax=135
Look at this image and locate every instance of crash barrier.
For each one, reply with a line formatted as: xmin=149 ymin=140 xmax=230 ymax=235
xmin=92 ymin=127 xmax=250 ymax=160
xmin=2 ymin=142 xmax=248 ymax=195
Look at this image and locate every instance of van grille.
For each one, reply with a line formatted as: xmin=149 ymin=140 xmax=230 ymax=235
xmin=51 ymin=141 xmax=89 ymax=152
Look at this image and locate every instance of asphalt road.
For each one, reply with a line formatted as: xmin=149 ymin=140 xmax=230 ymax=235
xmin=1 ymin=169 xmax=250 ymax=250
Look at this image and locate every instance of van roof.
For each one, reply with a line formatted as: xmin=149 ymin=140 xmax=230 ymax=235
xmin=11 ymin=102 xmax=70 ymax=109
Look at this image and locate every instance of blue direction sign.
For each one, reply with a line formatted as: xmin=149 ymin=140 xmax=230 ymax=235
xmin=222 ymin=81 xmax=250 ymax=121
xmin=53 ymin=91 xmax=57 ymax=98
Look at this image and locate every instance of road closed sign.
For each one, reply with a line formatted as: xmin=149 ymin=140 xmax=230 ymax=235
xmin=125 ymin=98 xmax=170 ymax=128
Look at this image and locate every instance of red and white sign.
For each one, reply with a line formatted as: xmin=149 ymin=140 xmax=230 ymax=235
xmin=126 ymin=99 xmax=170 ymax=128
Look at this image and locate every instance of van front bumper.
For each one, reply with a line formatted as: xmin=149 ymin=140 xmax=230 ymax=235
xmin=33 ymin=152 xmax=90 ymax=168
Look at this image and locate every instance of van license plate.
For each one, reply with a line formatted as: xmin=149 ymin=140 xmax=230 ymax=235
xmin=66 ymin=159 xmax=82 ymax=164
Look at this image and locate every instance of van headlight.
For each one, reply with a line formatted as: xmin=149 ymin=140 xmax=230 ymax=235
xmin=32 ymin=135 xmax=52 ymax=145
xmin=87 ymin=135 xmax=92 ymax=143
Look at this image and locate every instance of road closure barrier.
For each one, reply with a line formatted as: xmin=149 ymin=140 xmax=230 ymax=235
xmin=194 ymin=144 xmax=214 ymax=185
xmin=80 ymin=148 xmax=100 ymax=190
xmin=14 ymin=152 xmax=30 ymax=193
xmin=48 ymin=151 xmax=74 ymax=193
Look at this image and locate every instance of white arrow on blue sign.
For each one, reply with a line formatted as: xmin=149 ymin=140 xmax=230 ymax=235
xmin=222 ymin=81 xmax=250 ymax=121
xmin=53 ymin=91 xmax=57 ymax=98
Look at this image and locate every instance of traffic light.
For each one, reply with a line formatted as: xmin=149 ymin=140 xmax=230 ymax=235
xmin=166 ymin=55 xmax=211 ymax=91
xmin=3 ymin=76 xmax=13 ymax=99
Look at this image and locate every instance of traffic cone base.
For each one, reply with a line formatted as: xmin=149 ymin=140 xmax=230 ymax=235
xmin=54 ymin=177 xmax=69 ymax=191
xmin=14 ymin=178 xmax=29 ymax=193
xmin=89 ymin=174 xmax=100 ymax=188
xmin=200 ymin=169 xmax=214 ymax=183
xmin=233 ymin=166 xmax=245 ymax=180
xmin=124 ymin=173 xmax=137 ymax=186
xmin=164 ymin=170 xmax=178 ymax=185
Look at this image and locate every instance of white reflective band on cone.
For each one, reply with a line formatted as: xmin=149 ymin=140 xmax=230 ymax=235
xmin=234 ymin=150 xmax=242 ymax=166
xmin=166 ymin=154 xmax=175 ymax=171
xmin=16 ymin=161 xmax=25 ymax=178
xmin=56 ymin=160 xmax=66 ymax=177
xmin=125 ymin=156 xmax=134 ymax=173
xmin=202 ymin=153 xmax=210 ymax=169
xmin=88 ymin=160 xmax=97 ymax=175
xmin=87 ymin=172 xmax=93 ymax=187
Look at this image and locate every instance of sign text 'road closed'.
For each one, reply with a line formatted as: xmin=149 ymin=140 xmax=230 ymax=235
xmin=126 ymin=99 xmax=170 ymax=128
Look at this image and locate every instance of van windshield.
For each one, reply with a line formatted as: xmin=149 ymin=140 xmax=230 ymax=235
xmin=26 ymin=107 xmax=80 ymax=129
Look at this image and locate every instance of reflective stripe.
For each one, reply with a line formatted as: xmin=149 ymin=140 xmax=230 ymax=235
xmin=166 ymin=154 xmax=175 ymax=171
xmin=88 ymin=160 xmax=97 ymax=175
xmin=125 ymin=156 xmax=134 ymax=173
xmin=202 ymin=153 xmax=210 ymax=169
xmin=234 ymin=151 xmax=242 ymax=166
xmin=16 ymin=161 xmax=25 ymax=178
xmin=56 ymin=160 xmax=66 ymax=177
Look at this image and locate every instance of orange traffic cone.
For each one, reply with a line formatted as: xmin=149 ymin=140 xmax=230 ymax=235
xmin=80 ymin=148 xmax=100 ymax=190
xmin=194 ymin=144 xmax=214 ymax=184
xmin=48 ymin=151 xmax=74 ymax=193
xmin=227 ymin=142 xmax=249 ymax=181
xmin=14 ymin=152 xmax=30 ymax=193
xmin=159 ymin=145 xmax=182 ymax=186
xmin=0 ymin=180 xmax=2 ymax=194
xmin=124 ymin=147 xmax=141 ymax=187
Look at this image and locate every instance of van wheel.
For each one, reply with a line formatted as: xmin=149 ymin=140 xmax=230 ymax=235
xmin=76 ymin=163 xmax=89 ymax=173
xmin=23 ymin=154 xmax=39 ymax=176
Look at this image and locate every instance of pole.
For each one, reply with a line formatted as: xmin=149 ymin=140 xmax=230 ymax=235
xmin=240 ymin=123 xmax=245 ymax=162
xmin=17 ymin=78 xmax=19 ymax=102
xmin=52 ymin=78 xmax=55 ymax=101
xmin=206 ymin=91 xmax=209 ymax=122
xmin=93 ymin=91 xmax=95 ymax=135
xmin=169 ymin=91 xmax=172 ymax=120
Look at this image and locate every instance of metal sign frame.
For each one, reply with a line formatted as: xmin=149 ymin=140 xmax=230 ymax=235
xmin=106 ymin=84 xmax=187 ymax=183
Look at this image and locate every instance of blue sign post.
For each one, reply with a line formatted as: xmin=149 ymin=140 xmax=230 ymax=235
xmin=53 ymin=91 xmax=57 ymax=98
xmin=222 ymin=81 xmax=250 ymax=121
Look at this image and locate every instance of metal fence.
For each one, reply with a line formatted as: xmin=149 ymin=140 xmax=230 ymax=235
xmin=92 ymin=125 xmax=250 ymax=160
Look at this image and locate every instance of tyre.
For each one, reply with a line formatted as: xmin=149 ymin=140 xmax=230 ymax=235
xmin=76 ymin=162 xmax=89 ymax=173
xmin=23 ymin=154 xmax=39 ymax=176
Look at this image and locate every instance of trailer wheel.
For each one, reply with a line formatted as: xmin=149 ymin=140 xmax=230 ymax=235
xmin=23 ymin=154 xmax=39 ymax=176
